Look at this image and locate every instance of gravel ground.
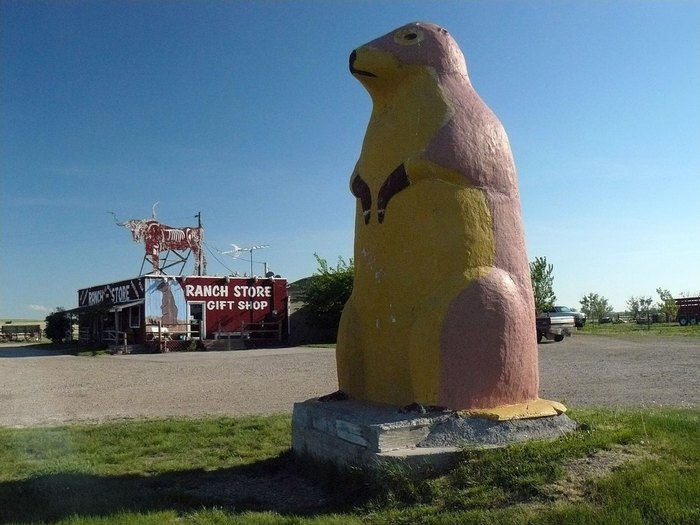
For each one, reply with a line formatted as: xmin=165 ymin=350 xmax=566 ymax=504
xmin=1 ymin=335 xmax=698 ymax=428
xmin=537 ymin=335 xmax=698 ymax=409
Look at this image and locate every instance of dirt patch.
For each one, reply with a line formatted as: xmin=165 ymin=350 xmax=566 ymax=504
xmin=543 ymin=444 xmax=653 ymax=502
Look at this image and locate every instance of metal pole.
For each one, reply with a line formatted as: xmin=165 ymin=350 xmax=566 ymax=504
xmin=195 ymin=212 xmax=202 ymax=276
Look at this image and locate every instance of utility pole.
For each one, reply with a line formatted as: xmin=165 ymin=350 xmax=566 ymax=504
xmin=195 ymin=212 xmax=203 ymax=276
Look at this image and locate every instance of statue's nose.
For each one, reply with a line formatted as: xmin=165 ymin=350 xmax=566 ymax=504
xmin=349 ymin=49 xmax=376 ymax=78
xmin=349 ymin=50 xmax=357 ymax=73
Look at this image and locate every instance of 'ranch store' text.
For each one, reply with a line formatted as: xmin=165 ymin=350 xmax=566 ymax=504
xmin=185 ymin=283 xmax=273 ymax=311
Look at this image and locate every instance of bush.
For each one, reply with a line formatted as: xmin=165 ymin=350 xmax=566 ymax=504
xmin=302 ymin=254 xmax=354 ymax=336
xmin=44 ymin=308 xmax=71 ymax=343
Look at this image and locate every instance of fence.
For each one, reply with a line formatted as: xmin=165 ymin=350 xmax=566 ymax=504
xmin=145 ymin=321 xmax=203 ymax=353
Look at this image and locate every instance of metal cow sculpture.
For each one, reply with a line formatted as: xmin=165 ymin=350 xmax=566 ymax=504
xmin=111 ymin=205 xmax=206 ymax=275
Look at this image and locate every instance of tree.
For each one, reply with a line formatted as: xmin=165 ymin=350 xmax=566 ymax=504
xmin=579 ymin=293 xmax=597 ymax=322
xmin=626 ymin=296 xmax=641 ymax=320
xmin=529 ymin=256 xmax=556 ymax=313
xmin=638 ymin=295 xmax=654 ymax=327
xmin=656 ymin=288 xmax=679 ymax=323
xmin=45 ymin=308 xmax=72 ymax=343
xmin=579 ymin=293 xmax=614 ymax=324
xmin=302 ymin=254 xmax=354 ymax=334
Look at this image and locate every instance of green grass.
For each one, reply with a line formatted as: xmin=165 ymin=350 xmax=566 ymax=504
xmin=0 ymin=410 xmax=698 ymax=524
xmin=0 ymin=319 xmax=44 ymax=325
xmin=0 ymin=416 xmax=291 ymax=480
xmin=578 ymin=321 xmax=700 ymax=338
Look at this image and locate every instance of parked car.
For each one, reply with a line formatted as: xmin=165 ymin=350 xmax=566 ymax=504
xmin=536 ymin=313 xmax=575 ymax=343
xmin=545 ymin=305 xmax=586 ymax=328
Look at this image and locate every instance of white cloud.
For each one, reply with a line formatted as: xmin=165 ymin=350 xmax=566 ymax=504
xmin=28 ymin=304 xmax=49 ymax=312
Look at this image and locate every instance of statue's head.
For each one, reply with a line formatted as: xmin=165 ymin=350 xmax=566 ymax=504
xmin=349 ymin=22 xmax=468 ymax=93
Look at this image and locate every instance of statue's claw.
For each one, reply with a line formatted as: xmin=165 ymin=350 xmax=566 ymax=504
xmin=399 ymin=402 xmax=449 ymax=415
xmin=318 ymin=390 xmax=350 ymax=402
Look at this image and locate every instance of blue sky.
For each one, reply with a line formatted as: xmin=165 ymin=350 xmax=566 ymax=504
xmin=1 ymin=0 xmax=698 ymax=319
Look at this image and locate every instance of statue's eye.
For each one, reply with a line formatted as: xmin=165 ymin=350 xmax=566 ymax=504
xmin=394 ymin=28 xmax=424 ymax=45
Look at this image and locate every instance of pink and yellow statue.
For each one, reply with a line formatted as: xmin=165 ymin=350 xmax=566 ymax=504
xmin=336 ymin=22 xmax=564 ymax=418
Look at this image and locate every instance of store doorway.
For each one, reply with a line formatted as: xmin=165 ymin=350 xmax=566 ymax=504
xmin=189 ymin=303 xmax=205 ymax=339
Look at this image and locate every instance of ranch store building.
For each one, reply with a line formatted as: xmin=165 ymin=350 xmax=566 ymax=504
xmin=72 ymin=275 xmax=289 ymax=351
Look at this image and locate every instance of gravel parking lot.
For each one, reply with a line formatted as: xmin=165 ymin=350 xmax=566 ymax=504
xmin=1 ymin=335 xmax=698 ymax=427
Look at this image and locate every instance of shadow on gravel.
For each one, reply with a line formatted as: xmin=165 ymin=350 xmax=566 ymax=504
xmin=0 ymin=451 xmax=366 ymax=523
xmin=0 ymin=343 xmax=80 ymax=358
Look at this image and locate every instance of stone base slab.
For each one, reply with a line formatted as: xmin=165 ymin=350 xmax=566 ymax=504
xmin=292 ymin=398 xmax=577 ymax=472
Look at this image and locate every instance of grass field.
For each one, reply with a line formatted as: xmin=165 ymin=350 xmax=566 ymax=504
xmin=0 ymin=409 xmax=697 ymax=524
xmin=578 ymin=321 xmax=700 ymax=338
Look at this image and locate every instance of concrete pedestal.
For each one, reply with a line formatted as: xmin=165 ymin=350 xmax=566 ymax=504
xmin=292 ymin=398 xmax=577 ymax=472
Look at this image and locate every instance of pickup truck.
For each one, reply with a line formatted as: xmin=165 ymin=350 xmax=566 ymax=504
xmin=543 ymin=305 xmax=586 ymax=328
xmin=536 ymin=313 xmax=576 ymax=343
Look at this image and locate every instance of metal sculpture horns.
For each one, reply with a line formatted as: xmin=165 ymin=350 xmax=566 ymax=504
xmin=111 ymin=204 xmax=206 ymax=276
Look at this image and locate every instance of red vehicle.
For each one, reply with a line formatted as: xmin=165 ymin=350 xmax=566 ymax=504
xmin=675 ymin=297 xmax=700 ymax=326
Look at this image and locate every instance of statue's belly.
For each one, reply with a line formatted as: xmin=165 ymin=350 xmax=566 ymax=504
xmin=350 ymin=179 xmax=496 ymax=399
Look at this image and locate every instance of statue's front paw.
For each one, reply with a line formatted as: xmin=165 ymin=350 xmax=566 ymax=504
xmin=318 ymin=390 xmax=350 ymax=402
xmin=399 ymin=402 xmax=449 ymax=415
xmin=399 ymin=402 xmax=426 ymax=414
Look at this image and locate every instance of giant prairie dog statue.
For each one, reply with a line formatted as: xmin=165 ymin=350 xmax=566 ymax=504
xmin=336 ymin=22 xmax=562 ymax=416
